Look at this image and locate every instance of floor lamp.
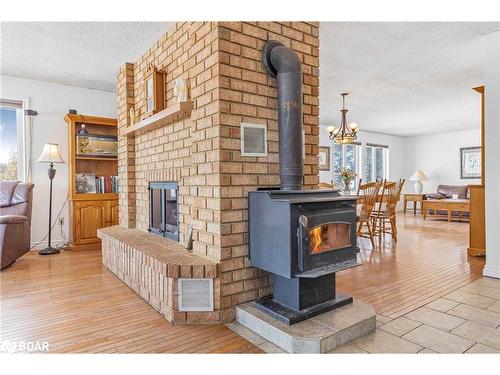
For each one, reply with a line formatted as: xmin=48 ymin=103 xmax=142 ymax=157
xmin=37 ymin=143 xmax=65 ymax=255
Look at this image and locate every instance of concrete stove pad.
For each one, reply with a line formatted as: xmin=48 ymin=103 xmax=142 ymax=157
xmin=235 ymin=299 xmax=376 ymax=353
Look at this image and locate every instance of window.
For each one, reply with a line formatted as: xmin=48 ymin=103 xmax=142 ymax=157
xmin=0 ymin=99 xmax=24 ymax=180
xmin=365 ymin=144 xmax=389 ymax=182
xmin=332 ymin=142 xmax=362 ymax=191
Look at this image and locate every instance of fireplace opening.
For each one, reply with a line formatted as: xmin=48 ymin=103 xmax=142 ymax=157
xmin=149 ymin=181 xmax=179 ymax=241
xmin=309 ymin=222 xmax=351 ymax=255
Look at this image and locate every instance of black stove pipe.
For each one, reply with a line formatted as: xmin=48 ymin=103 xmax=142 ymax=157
xmin=262 ymin=41 xmax=303 ymax=191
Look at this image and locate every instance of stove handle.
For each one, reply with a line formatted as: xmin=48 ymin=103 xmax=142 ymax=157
xmin=297 ymin=215 xmax=308 ymax=272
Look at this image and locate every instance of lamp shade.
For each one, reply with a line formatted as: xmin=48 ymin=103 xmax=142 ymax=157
xmin=37 ymin=143 xmax=65 ymax=163
xmin=409 ymin=170 xmax=428 ymax=181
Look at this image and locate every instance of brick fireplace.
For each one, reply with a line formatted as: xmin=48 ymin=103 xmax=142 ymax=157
xmin=100 ymin=22 xmax=320 ymax=324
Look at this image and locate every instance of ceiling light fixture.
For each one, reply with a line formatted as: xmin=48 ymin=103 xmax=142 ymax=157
xmin=327 ymin=93 xmax=359 ymax=144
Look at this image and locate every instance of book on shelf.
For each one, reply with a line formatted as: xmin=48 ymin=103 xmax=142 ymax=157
xmin=76 ymin=174 xmax=118 ymax=194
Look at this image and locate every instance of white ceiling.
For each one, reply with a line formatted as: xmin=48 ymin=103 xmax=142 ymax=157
xmin=1 ymin=22 xmax=499 ymax=136
xmin=320 ymin=22 xmax=500 ymax=136
xmin=0 ymin=22 xmax=173 ymax=92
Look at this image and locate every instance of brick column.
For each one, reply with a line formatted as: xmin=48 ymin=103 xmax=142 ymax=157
xmin=116 ymin=63 xmax=136 ymax=228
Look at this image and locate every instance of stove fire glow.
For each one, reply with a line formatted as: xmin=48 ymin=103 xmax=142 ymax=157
xmin=309 ymin=223 xmax=351 ymax=255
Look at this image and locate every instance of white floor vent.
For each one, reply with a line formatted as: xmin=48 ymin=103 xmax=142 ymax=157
xmin=178 ymin=278 xmax=214 ymax=312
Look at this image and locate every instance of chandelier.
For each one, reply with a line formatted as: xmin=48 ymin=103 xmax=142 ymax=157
xmin=327 ymin=93 xmax=359 ymax=144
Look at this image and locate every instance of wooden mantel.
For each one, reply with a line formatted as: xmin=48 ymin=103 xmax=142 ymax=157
xmin=120 ymin=101 xmax=193 ymax=136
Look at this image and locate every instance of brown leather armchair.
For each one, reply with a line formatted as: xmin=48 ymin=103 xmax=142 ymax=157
xmin=0 ymin=181 xmax=34 ymax=269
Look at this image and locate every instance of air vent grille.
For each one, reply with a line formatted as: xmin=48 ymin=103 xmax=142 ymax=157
xmin=178 ymin=278 xmax=214 ymax=312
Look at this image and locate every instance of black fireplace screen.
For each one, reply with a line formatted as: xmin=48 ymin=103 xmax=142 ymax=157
xmin=149 ymin=181 xmax=179 ymax=241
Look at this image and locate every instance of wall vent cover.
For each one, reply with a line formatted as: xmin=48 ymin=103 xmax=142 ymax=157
xmin=241 ymin=123 xmax=267 ymax=156
xmin=178 ymin=278 xmax=214 ymax=312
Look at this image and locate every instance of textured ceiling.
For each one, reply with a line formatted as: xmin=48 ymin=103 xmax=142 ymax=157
xmin=0 ymin=22 xmax=173 ymax=92
xmin=1 ymin=22 xmax=499 ymax=136
xmin=319 ymin=22 xmax=500 ymax=136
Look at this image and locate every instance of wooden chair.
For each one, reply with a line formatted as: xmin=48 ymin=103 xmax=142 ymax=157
xmin=319 ymin=181 xmax=334 ymax=189
xmin=355 ymin=178 xmax=363 ymax=196
xmin=371 ymin=179 xmax=405 ymax=244
xmin=356 ymin=181 xmax=382 ymax=248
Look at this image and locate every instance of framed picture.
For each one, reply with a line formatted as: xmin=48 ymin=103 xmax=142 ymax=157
xmin=460 ymin=146 xmax=481 ymax=179
xmin=318 ymin=146 xmax=331 ymax=171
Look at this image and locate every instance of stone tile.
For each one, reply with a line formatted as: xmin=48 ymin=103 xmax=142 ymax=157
xmin=418 ymin=348 xmax=437 ymax=354
xmin=426 ymin=298 xmax=460 ymax=312
xmin=487 ymin=300 xmax=500 ymax=314
xmin=469 ymin=277 xmax=500 ymax=290
xmin=329 ymin=343 xmax=369 ymax=354
xmin=376 ymin=314 xmax=393 ymax=324
xmin=352 ymin=330 xmax=422 ymax=354
xmin=465 ymin=343 xmax=500 ymax=354
xmin=226 ymin=321 xmax=266 ymax=346
xmin=258 ymin=341 xmax=286 ymax=353
xmin=402 ymin=325 xmax=474 ymax=353
xmin=379 ymin=317 xmax=422 ymax=337
xmin=447 ymin=303 xmax=500 ymax=328
xmin=452 ymin=320 xmax=500 ymax=350
xmin=443 ymin=290 xmax=496 ymax=309
xmin=405 ymin=307 xmax=465 ymax=331
xmin=460 ymin=283 xmax=500 ymax=300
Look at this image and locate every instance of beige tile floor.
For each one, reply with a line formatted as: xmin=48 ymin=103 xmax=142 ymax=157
xmin=227 ymin=277 xmax=500 ymax=354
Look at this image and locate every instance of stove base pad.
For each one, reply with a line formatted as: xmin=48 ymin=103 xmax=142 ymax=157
xmin=254 ymin=293 xmax=353 ymax=325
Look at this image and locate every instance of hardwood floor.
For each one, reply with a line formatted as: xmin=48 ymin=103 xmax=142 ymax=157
xmin=337 ymin=213 xmax=485 ymax=319
xmin=0 ymin=213 xmax=484 ymax=353
xmin=0 ymin=250 xmax=262 ymax=354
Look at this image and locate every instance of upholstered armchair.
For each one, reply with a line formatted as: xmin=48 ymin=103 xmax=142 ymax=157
xmin=0 ymin=181 xmax=34 ymax=269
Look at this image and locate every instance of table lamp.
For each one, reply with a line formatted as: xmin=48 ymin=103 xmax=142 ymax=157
xmin=37 ymin=143 xmax=65 ymax=255
xmin=409 ymin=169 xmax=428 ymax=194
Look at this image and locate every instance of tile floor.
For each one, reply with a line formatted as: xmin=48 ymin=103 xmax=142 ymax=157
xmin=227 ymin=277 xmax=500 ymax=354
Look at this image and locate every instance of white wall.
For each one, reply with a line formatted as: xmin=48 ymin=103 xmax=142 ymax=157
xmin=318 ymin=126 xmax=407 ymax=185
xmin=0 ymin=75 xmax=116 ymax=248
xmin=405 ymin=128 xmax=481 ymax=194
xmin=483 ymin=31 xmax=500 ymax=279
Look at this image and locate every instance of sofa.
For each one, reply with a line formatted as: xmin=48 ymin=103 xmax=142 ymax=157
xmin=0 ymin=181 xmax=34 ymax=269
xmin=425 ymin=184 xmax=470 ymax=200
xmin=425 ymin=184 xmax=470 ymax=218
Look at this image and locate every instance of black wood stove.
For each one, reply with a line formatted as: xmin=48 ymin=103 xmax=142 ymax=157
xmin=247 ymin=41 xmax=359 ymax=325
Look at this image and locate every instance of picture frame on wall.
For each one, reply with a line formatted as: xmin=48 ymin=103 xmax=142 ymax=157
xmin=460 ymin=146 xmax=481 ymax=179
xmin=318 ymin=146 xmax=331 ymax=171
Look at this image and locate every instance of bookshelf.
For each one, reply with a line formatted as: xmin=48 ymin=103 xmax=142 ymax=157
xmin=65 ymin=113 xmax=119 ymax=251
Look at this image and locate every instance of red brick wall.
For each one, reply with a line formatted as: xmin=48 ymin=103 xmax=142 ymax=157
xmin=115 ymin=21 xmax=319 ymax=323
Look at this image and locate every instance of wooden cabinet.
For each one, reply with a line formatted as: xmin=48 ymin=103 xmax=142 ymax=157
xmin=468 ymin=86 xmax=486 ymax=257
xmin=72 ymin=200 xmax=119 ymax=247
xmin=65 ymin=113 xmax=119 ymax=251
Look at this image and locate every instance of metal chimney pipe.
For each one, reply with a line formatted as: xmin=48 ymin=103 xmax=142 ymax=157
xmin=262 ymin=41 xmax=303 ymax=191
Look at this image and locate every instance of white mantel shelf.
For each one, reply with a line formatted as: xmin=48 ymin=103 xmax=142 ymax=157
xmin=120 ymin=101 xmax=193 ymax=136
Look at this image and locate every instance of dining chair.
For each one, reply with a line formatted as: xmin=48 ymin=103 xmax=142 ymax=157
xmin=371 ymin=179 xmax=405 ymax=244
xmin=355 ymin=178 xmax=363 ymax=196
xmin=356 ymin=181 xmax=382 ymax=248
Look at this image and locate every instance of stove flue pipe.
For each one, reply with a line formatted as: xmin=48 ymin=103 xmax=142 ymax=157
xmin=262 ymin=41 xmax=303 ymax=191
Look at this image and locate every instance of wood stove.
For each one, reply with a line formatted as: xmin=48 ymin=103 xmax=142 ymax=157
xmin=249 ymin=189 xmax=358 ymax=324
xmin=148 ymin=181 xmax=179 ymax=241
xmin=246 ymin=41 xmax=359 ymax=325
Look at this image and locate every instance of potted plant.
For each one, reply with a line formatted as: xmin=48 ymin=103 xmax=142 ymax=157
xmin=339 ymin=168 xmax=357 ymax=194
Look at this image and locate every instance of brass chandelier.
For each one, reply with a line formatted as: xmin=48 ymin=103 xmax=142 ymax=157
xmin=327 ymin=93 xmax=359 ymax=144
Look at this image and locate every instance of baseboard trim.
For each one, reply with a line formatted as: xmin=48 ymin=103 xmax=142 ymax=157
xmin=483 ymin=265 xmax=500 ymax=279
